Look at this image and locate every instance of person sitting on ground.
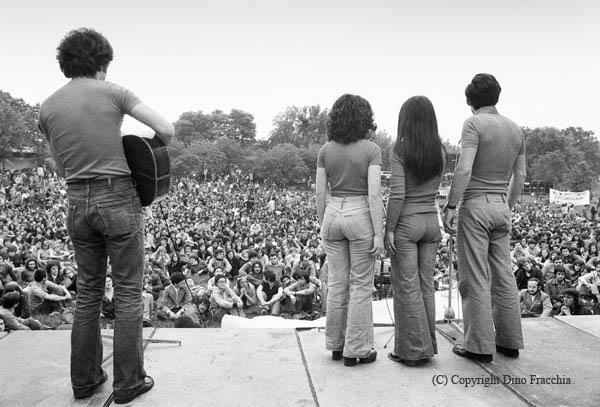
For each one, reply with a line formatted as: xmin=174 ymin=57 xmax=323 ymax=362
xmin=62 ymin=265 xmax=78 ymax=296
xmin=234 ymin=275 xmax=260 ymax=315
xmin=514 ymin=257 xmax=543 ymax=290
xmin=101 ymin=275 xmax=115 ymax=320
xmin=209 ymin=274 xmax=244 ymax=322
xmin=239 ymin=260 xmax=264 ymax=288
xmin=264 ymin=252 xmax=286 ymax=280
xmin=46 ymin=260 xmax=65 ymax=285
xmin=257 ymin=270 xmax=284 ymax=316
xmin=157 ymin=271 xmax=199 ymax=324
xmin=559 ymin=288 xmax=592 ymax=316
xmin=284 ymin=269 xmax=316 ymax=314
xmin=519 ymin=278 xmax=552 ymax=317
xmin=544 ymin=266 xmax=572 ymax=314
xmin=0 ymin=291 xmax=49 ymax=330
xmin=27 ymin=268 xmax=72 ymax=315
xmin=2 ymin=282 xmax=31 ymax=319
xmin=578 ymin=266 xmax=600 ymax=297
xmin=207 ymin=248 xmax=232 ymax=275
xmin=141 ymin=275 xmax=154 ymax=327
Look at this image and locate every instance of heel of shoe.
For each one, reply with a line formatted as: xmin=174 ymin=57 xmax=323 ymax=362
xmin=332 ymin=351 xmax=343 ymax=361
xmin=343 ymin=356 xmax=357 ymax=367
xmin=359 ymin=349 xmax=377 ymax=364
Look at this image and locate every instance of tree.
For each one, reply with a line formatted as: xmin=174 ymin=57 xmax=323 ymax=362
xmin=173 ymin=109 xmax=256 ymax=146
xmin=256 ymin=143 xmax=308 ymax=185
xmin=371 ymin=130 xmax=393 ymax=171
xmin=524 ymin=126 xmax=600 ymax=191
xmin=269 ymin=105 xmax=328 ymax=148
xmin=0 ymin=91 xmax=46 ymax=165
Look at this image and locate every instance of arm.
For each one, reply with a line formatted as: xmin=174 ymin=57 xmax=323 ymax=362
xmin=210 ymin=290 xmax=233 ymax=309
xmin=207 ymin=259 xmax=215 ymax=274
xmin=269 ymin=287 xmax=284 ymax=304
xmin=540 ymin=294 xmax=553 ymax=317
xmin=367 ymin=165 xmax=384 ymax=256
xmin=129 ymin=104 xmax=174 ymax=146
xmin=443 ymin=147 xmax=477 ymax=233
xmin=315 ymin=167 xmax=327 ymax=224
xmin=223 ymin=259 xmax=232 ymax=273
xmin=384 ymin=153 xmax=405 ymax=255
xmin=507 ymin=154 xmax=527 ymax=210
xmin=45 ymin=281 xmax=71 ymax=300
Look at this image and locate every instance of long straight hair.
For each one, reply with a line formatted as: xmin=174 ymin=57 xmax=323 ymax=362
xmin=393 ymin=96 xmax=444 ymax=185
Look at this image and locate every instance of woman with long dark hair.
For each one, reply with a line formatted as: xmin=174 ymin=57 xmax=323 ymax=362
xmin=384 ymin=96 xmax=446 ymax=367
xmin=316 ymin=94 xmax=384 ymax=367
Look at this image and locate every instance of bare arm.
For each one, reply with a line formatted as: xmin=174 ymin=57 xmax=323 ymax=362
xmin=507 ymin=154 xmax=527 ymax=210
xmin=129 ymin=103 xmax=174 ymax=145
xmin=443 ymin=147 xmax=477 ymax=233
xmin=367 ymin=165 xmax=384 ymax=256
xmin=315 ymin=167 xmax=327 ymax=224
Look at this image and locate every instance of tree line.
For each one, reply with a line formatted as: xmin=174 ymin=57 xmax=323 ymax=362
xmin=1 ymin=89 xmax=598 ymax=191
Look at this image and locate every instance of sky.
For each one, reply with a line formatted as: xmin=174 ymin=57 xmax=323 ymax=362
xmin=2 ymin=0 xmax=599 ymax=144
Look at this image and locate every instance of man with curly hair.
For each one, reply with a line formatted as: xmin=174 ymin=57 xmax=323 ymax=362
xmin=38 ymin=28 xmax=174 ymax=404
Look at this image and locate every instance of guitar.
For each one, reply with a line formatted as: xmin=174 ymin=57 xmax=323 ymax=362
xmin=122 ymin=134 xmax=171 ymax=206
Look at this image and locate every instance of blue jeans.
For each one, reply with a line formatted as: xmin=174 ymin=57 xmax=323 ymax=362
xmin=457 ymin=193 xmax=523 ymax=354
xmin=322 ymin=196 xmax=375 ymax=358
xmin=66 ymin=177 xmax=147 ymax=397
xmin=390 ymin=212 xmax=439 ymax=360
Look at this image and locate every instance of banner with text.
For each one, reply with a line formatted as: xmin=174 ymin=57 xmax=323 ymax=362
xmin=549 ymin=189 xmax=590 ymax=205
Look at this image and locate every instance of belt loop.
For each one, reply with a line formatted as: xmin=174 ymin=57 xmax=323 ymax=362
xmin=108 ymin=178 xmax=113 ymax=191
xmin=485 ymin=193 xmax=490 ymax=203
xmin=341 ymin=197 xmax=345 ymax=210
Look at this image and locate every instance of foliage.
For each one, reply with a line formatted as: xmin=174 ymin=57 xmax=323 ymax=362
xmin=173 ymin=109 xmax=256 ymax=146
xmin=524 ymin=126 xmax=599 ymax=191
xmin=255 ymin=143 xmax=308 ymax=185
xmin=371 ymin=130 xmax=393 ymax=171
xmin=0 ymin=91 xmax=46 ymax=163
xmin=269 ymin=105 xmax=328 ymax=148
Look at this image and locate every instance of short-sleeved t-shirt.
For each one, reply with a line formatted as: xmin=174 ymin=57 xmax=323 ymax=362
xmin=317 ymin=139 xmax=382 ymax=196
xmin=38 ymin=78 xmax=142 ymax=182
xmin=461 ymin=106 xmax=524 ymax=199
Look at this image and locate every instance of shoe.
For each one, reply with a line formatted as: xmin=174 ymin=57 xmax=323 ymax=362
xmin=260 ymin=309 xmax=268 ymax=316
xmin=452 ymin=345 xmax=492 ymax=363
xmin=496 ymin=345 xmax=519 ymax=358
xmin=113 ymin=376 xmax=154 ymax=404
xmin=73 ymin=370 xmax=108 ymax=399
xmin=332 ymin=351 xmax=343 ymax=361
xmin=344 ymin=349 xmax=377 ymax=367
xmin=359 ymin=349 xmax=377 ymax=364
xmin=388 ymin=352 xmax=430 ymax=367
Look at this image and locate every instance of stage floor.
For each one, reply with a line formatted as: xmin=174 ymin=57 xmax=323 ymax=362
xmin=1 ymin=316 xmax=599 ymax=407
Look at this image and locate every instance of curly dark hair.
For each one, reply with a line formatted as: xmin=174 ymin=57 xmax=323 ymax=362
xmin=57 ymin=28 xmax=113 ymax=78
xmin=465 ymin=73 xmax=501 ymax=110
xmin=327 ymin=94 xmax=377 ymax=144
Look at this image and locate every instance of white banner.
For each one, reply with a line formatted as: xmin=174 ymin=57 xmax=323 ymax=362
xmin=549 ymin=188 xmax=590 ymax=205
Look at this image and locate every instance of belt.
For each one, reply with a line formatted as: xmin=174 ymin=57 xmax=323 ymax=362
xmin=66 ymin=176 xmax=131 ymax=186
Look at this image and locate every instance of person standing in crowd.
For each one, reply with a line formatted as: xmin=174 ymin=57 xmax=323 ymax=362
xmin=316 ymin=94 xmax=384 ymax=367
xmin=38 ymin=28 xmax=174 ymax=403
xmin=443 ymin=74 xmax=526 ymax=362
xmin=384 ymin=96 xmax=446 ymax=367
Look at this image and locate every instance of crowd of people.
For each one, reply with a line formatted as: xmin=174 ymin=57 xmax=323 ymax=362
xmin=0 ymin=168 xmax=330 ymax=330
xmin=1 ymin=166 xmax=600 ymax=334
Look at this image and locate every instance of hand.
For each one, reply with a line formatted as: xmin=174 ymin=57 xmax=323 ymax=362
xmin=370 ymin=235 xmax=384 ymax=257
xmin=443 ymin=207 xmax=457 ymax=234
xmin=384 ymin=231 xmax=395 ymax=256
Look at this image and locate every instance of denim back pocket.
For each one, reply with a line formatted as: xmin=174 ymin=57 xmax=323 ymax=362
xmin=97 ymin=198 xmax=139 ymax=237
xmin=344 ymin=208 xmax=373 ymax=240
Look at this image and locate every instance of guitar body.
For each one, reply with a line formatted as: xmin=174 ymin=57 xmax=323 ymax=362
xmin=122 ymin=135 xmax=171 ymax=206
